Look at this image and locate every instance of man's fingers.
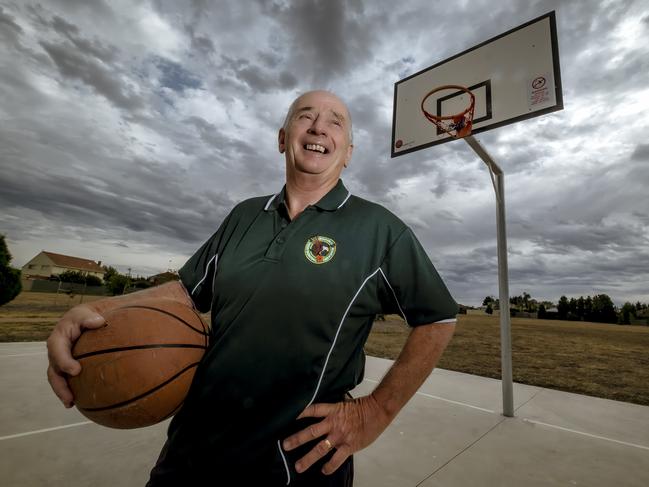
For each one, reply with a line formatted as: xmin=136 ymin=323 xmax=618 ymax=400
xmin=47 ymin=365 xmax=75 ymax=408
xmin=80 ymin=314 xmax=105 ymax=329
xmin=322 ymin=445 xmax=351 ymax=475
xmin=283 ymin=419 xmax=329 ymax=451
xmin=47 ymin=329 xmax=81 ymax=376
xmin=294 ymin=438 xmax=335 ymax=474
xmin=47 ymin=312 xmax=104 ymax=376
xmin=297 ymin=402 xmax=334 ymax=420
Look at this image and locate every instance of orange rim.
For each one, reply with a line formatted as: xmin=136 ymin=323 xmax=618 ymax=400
xmin=421 ymin=85 xmax=475 ymax=138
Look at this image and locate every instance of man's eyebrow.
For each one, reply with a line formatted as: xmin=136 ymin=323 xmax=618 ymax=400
xmin=294 ymin=106 xmax=314 ymax=115
xmin=293 ymin=106 xmax=347 ymax=122
xmin=331 ymin=110 xmax=346 ymax=122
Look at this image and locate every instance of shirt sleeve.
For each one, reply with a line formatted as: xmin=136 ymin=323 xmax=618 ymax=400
xmin=378 ymin=227 xmax=458 ymax=326
xmin=178 ymin=215 xmax=230 ymax=313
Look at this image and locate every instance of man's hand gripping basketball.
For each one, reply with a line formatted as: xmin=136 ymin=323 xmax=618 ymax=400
xmin=46 ymin=281 xmax=194 ymax=408
xmin=47 ymin=306 xmax=106 ymax=408
xmin=282 ymin=394 xmax=392 ymax=475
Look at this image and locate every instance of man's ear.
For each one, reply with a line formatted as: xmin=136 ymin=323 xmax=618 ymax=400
xmin=343 ymin=144 xmax=354 ymax=168
xmin=278 ymin=128 xmax=286 ymax=153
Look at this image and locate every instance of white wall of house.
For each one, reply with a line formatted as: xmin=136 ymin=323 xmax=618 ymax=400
xmin=22 ymin=253 xmax=54 ymax=277
xmin=22 ymin=254 xmax=104 ymax=280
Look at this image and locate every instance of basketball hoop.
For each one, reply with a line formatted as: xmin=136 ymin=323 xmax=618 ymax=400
xmin=421 ymin=85 xmax=475 ymax=138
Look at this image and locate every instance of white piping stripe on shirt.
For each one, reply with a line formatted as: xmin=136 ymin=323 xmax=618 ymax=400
xmin=306 ymin=267 xmax=382 ymax=408
xmin=436 ymin=318 xmax=457 ymax=324
xmin=264 ymin=193 xmax=279 ymax=211
xmin=378 ymin=267 xmax=410 ymax=326
xmin=191 ymin=254 xmax=217 ymax=296
xmin=276 ymin=440 xmax=291 ymax=485
xmin=336 ymin=192 xmax=351 ymax=209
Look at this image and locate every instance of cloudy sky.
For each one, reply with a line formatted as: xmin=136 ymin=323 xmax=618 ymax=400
xmin=1 ymin=0 xmax=647 ymax=307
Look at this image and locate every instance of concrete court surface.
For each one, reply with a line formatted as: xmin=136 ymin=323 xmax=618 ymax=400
xmin=1 ymin=342 xmax=648 ymax=486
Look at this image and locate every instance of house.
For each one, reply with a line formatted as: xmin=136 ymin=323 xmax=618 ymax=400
xmin=22 ymin=251 xmax=104 ymax=281
xmin=147 ymin=271 xmax=180 ymax=286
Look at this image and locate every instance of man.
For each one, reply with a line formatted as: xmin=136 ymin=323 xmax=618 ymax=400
xmin=47 ymin=90 xmax=458 ymax=485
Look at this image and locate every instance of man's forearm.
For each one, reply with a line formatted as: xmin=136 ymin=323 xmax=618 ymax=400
xmin=87 ymin=281 xmax=193 ymax=315
xmin=370 ymin=322 xmax=456 ymax=420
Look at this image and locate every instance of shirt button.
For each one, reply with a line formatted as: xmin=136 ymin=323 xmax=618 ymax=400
xmin=275 ymin=236 xmax=285 ymax=244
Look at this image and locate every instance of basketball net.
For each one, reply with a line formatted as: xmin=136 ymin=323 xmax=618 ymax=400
xmin=421 ymin=85 xmax=475 ymax=138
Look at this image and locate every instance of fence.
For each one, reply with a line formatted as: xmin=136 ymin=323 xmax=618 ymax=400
xmin=21 ymin=279 xmax=108 ymax=296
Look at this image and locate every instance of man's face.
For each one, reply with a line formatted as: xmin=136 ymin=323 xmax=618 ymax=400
xmin=278 ymin=91 xmax=353 ymax=179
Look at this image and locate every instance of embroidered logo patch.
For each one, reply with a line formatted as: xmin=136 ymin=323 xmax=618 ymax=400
xmin=304 ymin=236 xmax=336 ymax=264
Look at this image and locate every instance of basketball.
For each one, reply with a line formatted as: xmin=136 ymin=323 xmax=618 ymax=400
xmin=68 ymin=298 xmax=208 ymax=429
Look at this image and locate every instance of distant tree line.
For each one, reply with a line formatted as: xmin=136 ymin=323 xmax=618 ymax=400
xmin=0 ymin=235 xmax=21 ymax=306
xmin=482 ymin=293 xmax=648 ymax=325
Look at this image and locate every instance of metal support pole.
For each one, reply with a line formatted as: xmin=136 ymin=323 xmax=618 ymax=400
xmin=464 ymin=135 xmax=514 ymax=417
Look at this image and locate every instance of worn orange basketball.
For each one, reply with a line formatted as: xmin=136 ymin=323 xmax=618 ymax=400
xmin=68 ymin=298 xmax=208 ymax=429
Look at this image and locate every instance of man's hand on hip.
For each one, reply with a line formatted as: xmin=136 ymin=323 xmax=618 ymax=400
xmin=282 ymin=394 xmax=391 ymax=475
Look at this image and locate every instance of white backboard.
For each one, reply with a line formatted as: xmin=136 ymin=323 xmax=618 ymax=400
xmin=392 ymin=11 xmax=563 ymax=157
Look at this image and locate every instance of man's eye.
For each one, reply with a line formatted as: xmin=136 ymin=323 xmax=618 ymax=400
xmin=299 ymin=113 xmax=313 ymax=120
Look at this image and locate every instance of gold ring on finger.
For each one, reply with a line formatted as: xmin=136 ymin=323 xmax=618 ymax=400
xmin=324 ymin=439 xmax=333 ymax=450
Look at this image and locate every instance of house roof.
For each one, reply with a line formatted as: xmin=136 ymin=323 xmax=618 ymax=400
xmin=42 ymin=251 xmax=104 ymax=273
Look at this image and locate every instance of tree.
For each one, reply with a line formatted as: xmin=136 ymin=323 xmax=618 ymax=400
xmin=591 ymin=294 xmax=617 ymax=324
xmin=619 ymin=302 xmax=636 ymax=325
xmin=106 ymin=274 xmax=130 ymax=296
xmin=483 ymin=296 xmax=494 ymax=306
xmin=103 ymin=265 xmax=118 ymax=283
xmin=538 ymin=303 xmax=547 ymax=319
xmin=58 ymin=270 xmax=102 ymax=286
xmin=584 ymin=296 xmax=593 ymax=321
xmin=485 ymin=304 xmax=493 ymax=315
xmin=0 ymin=235 xmax=22 ymax=306
xmin=577 ymin=296 xmax=585 ymax=320
xmin=557 ymin=296 xmax=569 ymax=320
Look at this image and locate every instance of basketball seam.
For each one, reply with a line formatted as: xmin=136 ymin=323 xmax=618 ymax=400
xmin=73 ymin=343 xmax=206 ymax=360
xmin=111 ymin=305 xmax=208 ymax=334
xmin=78 ymin=361 xmax=201 ymax=412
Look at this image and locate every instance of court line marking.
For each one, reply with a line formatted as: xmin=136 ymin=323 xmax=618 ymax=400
xmin=363 ymin=378 xmax=496 ymax=413
xmin=522 ymin=419 xmax=649 ymax=451
xmin=362 ymin=378 xmax=649 ymax=452
xmin=0 ymin=351 xmax=47 ymax=358
xmin=0 ymin=421 xmax=93 ymax=441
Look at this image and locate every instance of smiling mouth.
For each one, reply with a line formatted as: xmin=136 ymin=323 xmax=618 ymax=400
xmin=304 ymin=143 xmax=328 ymax=154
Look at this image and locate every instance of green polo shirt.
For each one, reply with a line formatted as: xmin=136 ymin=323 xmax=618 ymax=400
xmin=159 ymin=179 xmax=457 ymax=482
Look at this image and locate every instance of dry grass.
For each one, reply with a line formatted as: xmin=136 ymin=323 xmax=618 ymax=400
xmin=365 ymin=313 xmax=649 ymax=406
xmin=0 ymin=292 xmax=105 ymax=342
xmin=3 ymin=293 xmax=649 ymax=406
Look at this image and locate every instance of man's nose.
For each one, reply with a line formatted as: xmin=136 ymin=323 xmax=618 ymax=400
xmin=307 ymin=115 xmax=327 ymax=135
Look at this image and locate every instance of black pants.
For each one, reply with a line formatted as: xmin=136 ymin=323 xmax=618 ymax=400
xmin=147 ymin=438 xmax=354 ymax=486
xmin=288 ymin=454 xmax=354 ymax=486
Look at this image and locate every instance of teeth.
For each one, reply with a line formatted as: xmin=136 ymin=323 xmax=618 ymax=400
xmin=305 ymin=144 xmax=326 ymax=154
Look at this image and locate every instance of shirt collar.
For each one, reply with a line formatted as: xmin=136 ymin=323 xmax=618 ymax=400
xmin=264 ymin=179 xmax=351 ymax=212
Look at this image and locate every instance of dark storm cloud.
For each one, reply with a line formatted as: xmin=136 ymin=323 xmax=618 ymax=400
xmin=257 ymin=0 xmax=385 ymax=84
xmin=184 ymin=116 xmax=257 ymax=157
xmin=49 ymin=15 xmax=118 ymax=63
xmin=184 ymin=24 xmax=215 ymax=56
xmin=0 ymin=6 xmax=23 ymax=44
xmin=0 ymin=155 xmax=233 ymax=245
xmin=2 ymin=0 xmax=648 ymax=304
xmin=631 ymin=144 xmax=649 ymax=161
xmin=40 ymin=40 xmax=144 ymax=110
xmin=219 ymin=55 xmax=298 ymax=92
xmin=530 ymin=221 xmax=649 ymax=254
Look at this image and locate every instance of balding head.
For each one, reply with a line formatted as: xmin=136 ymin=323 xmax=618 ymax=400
xmin=282 ymin=90 xmax=353 ymax=144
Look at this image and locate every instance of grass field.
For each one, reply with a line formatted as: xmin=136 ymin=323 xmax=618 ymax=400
xmin=2 ymin=292 xmax=648 ymax=406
